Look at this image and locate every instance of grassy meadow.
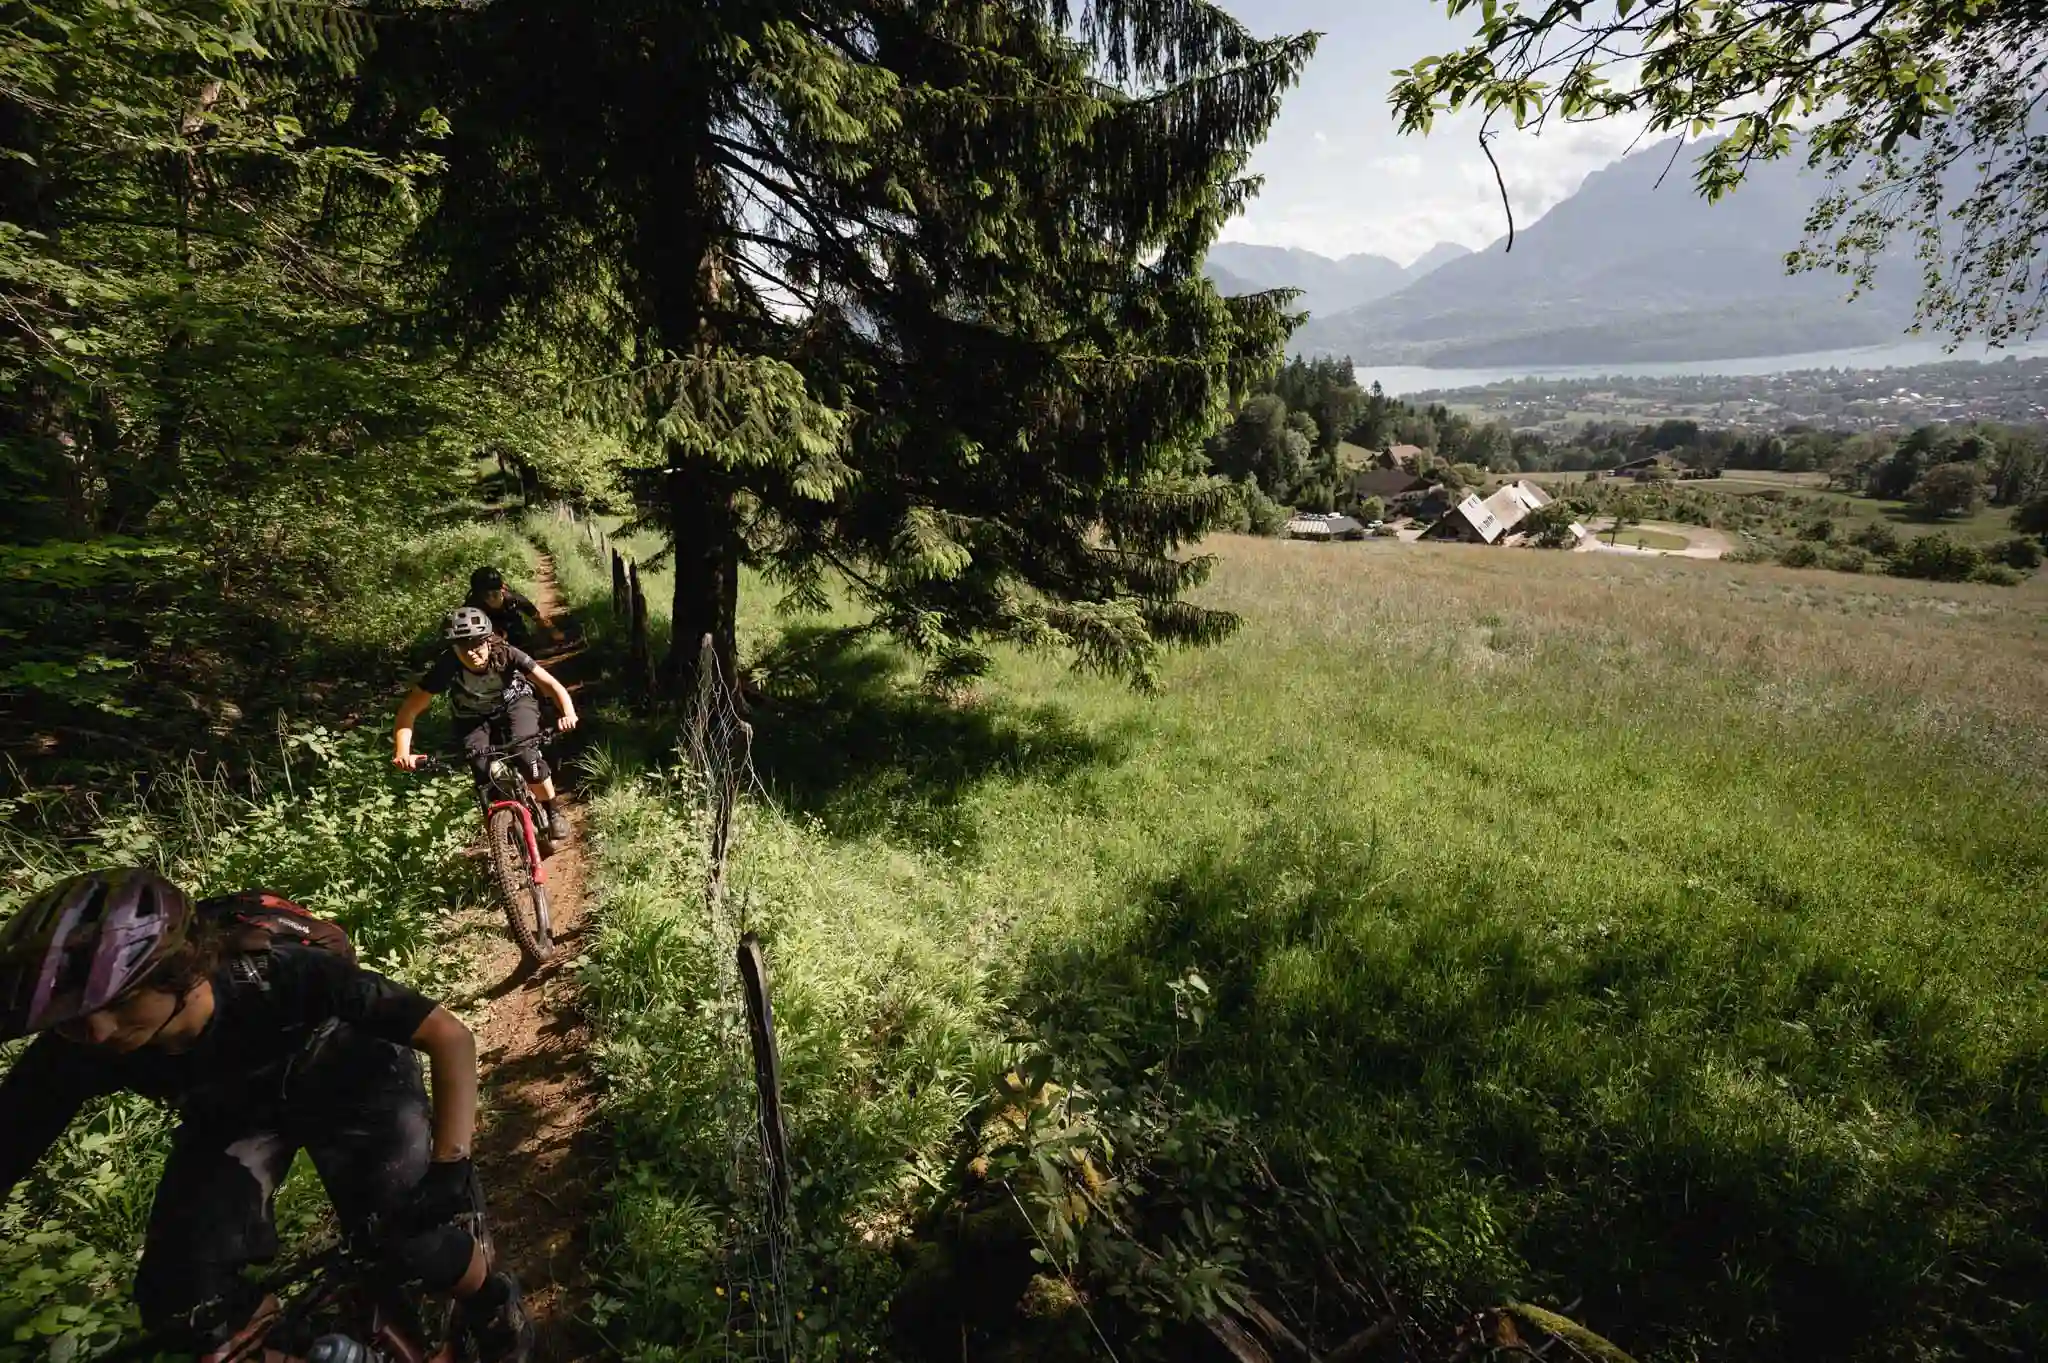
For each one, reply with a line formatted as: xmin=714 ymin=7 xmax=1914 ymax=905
xmin=571 ymin=530 xmax=2048 ymax=1362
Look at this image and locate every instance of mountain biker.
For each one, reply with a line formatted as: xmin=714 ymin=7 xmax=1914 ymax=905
xmin=392 ymin=607 xmax=577 ymax=843
xmin=465 ymin=567 xmax=549 ymax=651
xmin=0 ymin=867 xmax=534 ymax=1363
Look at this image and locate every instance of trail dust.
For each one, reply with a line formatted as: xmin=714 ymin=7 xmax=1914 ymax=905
xmin=459 ymin=552 xmax=603 ymax=1363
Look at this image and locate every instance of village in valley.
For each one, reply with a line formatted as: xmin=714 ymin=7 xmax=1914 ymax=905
xmin=1283 ymin=443 xmax=1702 ymax=555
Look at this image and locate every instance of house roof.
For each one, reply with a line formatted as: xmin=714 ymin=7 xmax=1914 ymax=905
xmin=1284 ymin=513 xmax=1365 ymax=539
xmin=1386 ymin=444 xmax=1425 ymax=467
xmin=1348 ymin=467 xmax=1429 ymax=498
xmin=1439 ymin=481 xmax=1552 ymax=544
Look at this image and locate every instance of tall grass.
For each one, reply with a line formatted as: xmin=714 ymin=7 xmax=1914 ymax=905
xmin=575 ymin=534 xmax=2048 ymax=1362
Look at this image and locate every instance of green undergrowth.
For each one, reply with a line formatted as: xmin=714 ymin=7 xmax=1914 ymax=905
xmin=571 ymin=541 xmax=2048 ymax=1363
xmin=0 ymin=517 xmax=542 ymax=1363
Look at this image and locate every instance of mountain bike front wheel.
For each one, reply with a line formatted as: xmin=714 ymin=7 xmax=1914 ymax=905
xmin=486 ymin=806 xmax=555 ymax=965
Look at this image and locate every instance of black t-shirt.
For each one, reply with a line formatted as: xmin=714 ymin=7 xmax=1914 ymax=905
xmin=0 ymin=947 xmax=436 ymax=1198
xmin=465 ymin=588 xmax=539 ymax=641
xmin=418 ymin=643 xmax=539 ymax=717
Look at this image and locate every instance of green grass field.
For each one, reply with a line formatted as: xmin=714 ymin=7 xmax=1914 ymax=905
xmin=569 ymin=531 xmax=2048 ymax=1363
xmin=1599 ymin=523 xmax=1693 ymax=550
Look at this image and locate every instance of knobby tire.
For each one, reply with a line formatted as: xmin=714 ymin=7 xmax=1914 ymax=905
xmin=487 ymin=805 xmax=554 ymax=965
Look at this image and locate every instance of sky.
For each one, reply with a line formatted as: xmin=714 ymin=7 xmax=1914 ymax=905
xmin=1216 ymin=0 xmax=1653 ymax=266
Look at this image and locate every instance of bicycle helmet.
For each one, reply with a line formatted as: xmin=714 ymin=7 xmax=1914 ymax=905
xmin=469 ymin=566 xmax=504 ymax=596
xmin=0 ymin=867 xmax=191 ymax=1040
xmin=444 ymin=606 xmax=495 ymax=643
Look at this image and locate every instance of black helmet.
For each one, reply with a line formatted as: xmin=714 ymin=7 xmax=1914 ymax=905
xmin=469 ymin=566 xmax=504 ymax=595
xmin=444 ymin=607 xmax=494 ymax=643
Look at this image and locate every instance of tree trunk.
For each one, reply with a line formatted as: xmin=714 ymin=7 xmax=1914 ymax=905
xmin=664 ymin=454 xmax=740 ymax=705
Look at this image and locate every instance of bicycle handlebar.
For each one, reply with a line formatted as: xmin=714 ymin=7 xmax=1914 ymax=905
xmin=405 ymin=731 xmax=559 ymax=775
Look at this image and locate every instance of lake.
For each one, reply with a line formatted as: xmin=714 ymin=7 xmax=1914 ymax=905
xmin=1355 ymin=339 xmax=2048 ymax=396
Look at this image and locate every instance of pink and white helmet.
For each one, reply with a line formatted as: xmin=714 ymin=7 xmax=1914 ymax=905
xmin=0 ymin=868 xmax=190 ymax=1040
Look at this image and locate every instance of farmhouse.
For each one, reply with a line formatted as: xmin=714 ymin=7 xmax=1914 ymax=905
xmin=1424 ymin=479 xmax=1552 ymax=544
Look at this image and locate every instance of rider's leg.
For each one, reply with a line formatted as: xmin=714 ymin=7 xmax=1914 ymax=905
xmin=134 ymin=1124 xmax=297 ymax=1359
xmin=299 ymin=1034 xmax=532 ymax=1362
xmin=456 ymin=712 xmax=495 ymax=786
xmin=503 ymin=693 xmax=570 ymax=840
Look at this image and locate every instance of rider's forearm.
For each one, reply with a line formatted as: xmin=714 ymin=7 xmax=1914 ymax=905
xmin=544 ymin=676 xmax=576 ymax=721
xmin=411 ymin=1007 xmax=478 ymax=1161
xmin=393 ymin=690 xmax=431 ymax=757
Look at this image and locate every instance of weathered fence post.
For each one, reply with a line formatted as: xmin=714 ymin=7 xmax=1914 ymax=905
xmin=628 ymin=561 xmax=656 ymax=701
xmin=612 ymin=550 xmax=627 ymax=621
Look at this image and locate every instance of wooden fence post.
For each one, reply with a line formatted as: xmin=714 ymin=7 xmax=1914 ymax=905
xmin=628 ymin=561 xmax=652 ymax=701
xmin=612 ymin=550 xmax=628 ymax=621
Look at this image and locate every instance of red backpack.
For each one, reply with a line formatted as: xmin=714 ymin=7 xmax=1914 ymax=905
xmin=194 ymin=889 xmax=356 ymax=962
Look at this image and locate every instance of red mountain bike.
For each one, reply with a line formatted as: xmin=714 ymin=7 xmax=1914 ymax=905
xmin=97 ymin=1236 xmax=458 ymax=1363
xmin=415 ymin=735 xmax=557 ymax=966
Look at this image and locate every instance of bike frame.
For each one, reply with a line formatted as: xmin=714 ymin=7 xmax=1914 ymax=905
xmin=486 ymin=792 xmax=549 ymax=888
xmin=470 ymin=740 xmax=554 ymax=888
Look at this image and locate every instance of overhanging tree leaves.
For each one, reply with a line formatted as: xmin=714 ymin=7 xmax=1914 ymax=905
xmin=386 ymin=0 xmax=1314 ymax=692
xmin=1393 ymin=1 xmax=2048 ymax=345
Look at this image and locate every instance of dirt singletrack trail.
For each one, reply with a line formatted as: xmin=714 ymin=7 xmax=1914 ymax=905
xmin=466 ymin=552 xmax=603 ymax=1362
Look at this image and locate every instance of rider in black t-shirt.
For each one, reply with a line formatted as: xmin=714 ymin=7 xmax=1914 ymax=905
xmin=0 ymin=867 xmax=533 ymax=1362
xmin=465 ymin=567 xmax=549 ymax=651
xmin=392 ymin=607 xmax=579 ymax=842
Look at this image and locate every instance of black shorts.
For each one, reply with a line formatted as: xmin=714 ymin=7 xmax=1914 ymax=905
xmin=450 ymin=692 xmax=549 ymax=785
xmin=131 ymin=1029 xmax=473 ymax=1349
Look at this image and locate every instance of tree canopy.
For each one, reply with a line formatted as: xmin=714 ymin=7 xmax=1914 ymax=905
xmin=1392 ymin=1 xmax=2048 ymax=344
xmin=378 ymin=0 xmax=1315 ymax=691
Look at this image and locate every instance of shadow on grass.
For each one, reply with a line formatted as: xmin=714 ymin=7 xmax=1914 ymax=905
xmin=746 ymin=625 xmax=1125 ymax=854
xmin=1009 ymin=819 xmax=2048 ymax=1363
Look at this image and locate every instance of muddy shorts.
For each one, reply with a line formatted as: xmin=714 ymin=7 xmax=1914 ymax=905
xmin=132 ymin=1029 xmax=438 ymax=1349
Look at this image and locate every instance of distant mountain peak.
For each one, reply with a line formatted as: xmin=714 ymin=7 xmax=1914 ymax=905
xmin=1202 ymin=242 xmax=1409 ymax=317
xmin=1405 ymin=242 xmax=1473 ymax=278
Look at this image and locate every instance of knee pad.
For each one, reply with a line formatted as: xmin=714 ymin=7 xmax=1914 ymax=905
xmin=516 ymin=753 xmax=548 ymax=785
xmin=392 ymin=1224 xmax=480 ymax=1293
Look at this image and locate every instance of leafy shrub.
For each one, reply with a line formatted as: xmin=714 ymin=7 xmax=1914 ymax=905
xmin=2011 ymin=493 xmax=2048 ymax=538
xmin=1235 ymin=480 xmax=1289 ymax=537
xmin=1888 ymin=533 xmax=1983 ymax=582
xmin=1522 ymin=503 xmax=1579 ymax=549
xmin=1908 ymin=461 xmax=1987 ymax=518
xmin=1819 ymin=546 xmax=1869 ymax=574
xmin=1989 ymin=535 xmax=2043 ymax=571
xmin=1849 ymin=521 xmax=1902 ymax=556
xmin=1798 ymin=517 xmax=1835 ymax=542
xmin=1776 ymin=541 xmax=1821 ymax=568
xmin=1969 ymin=563 xmax=2023 ymax=586
xmin=1371 ymin=524 xmax=1399 ymax=538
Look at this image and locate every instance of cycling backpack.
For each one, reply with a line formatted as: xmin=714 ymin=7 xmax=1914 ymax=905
xmin=194 ymin=889 xmax=356 ymax=962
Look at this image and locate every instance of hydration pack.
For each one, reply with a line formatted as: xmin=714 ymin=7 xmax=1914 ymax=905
xmin=194 ymin=889 xmax=356 ymax=962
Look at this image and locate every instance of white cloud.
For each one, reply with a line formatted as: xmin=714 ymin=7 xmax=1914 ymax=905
xmin=1212 ymin=0 xmax=1654 ymax=265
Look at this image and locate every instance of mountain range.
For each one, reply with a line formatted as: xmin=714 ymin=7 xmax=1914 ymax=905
xmin=1202 ymin=241 xmax=1472 ymax=318
xmin=1208 ymin=138 xmax=1915 ymax=367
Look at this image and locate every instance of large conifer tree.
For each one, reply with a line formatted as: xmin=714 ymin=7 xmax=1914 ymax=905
xmin=384 ymin=0 xmax=1314 ymax=691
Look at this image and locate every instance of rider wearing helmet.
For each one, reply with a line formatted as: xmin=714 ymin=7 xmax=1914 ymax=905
xmin=465 ymin=567 xmax=548 ymax=651
xmin=392 ymin=608 xmax=578 ymax=842
xmin=0 ymin=868 xmax=533 ymax=1362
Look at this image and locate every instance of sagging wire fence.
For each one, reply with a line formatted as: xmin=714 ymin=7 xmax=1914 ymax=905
xmin=546 ymin=503 xmax=797 ymax=1361
xmin=685 ymin=631 xmax=797 ymax=1363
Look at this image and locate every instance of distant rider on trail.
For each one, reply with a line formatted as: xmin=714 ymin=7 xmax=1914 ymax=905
xmin=465 ymin=567 xmax=550 ymax=652
xmin=392 ymin=607 xmax=578 ymax=844
xmin=0 ymin=867 xmax=534 ymax=1363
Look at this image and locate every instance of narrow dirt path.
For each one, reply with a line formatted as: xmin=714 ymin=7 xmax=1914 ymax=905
xmin=465 ymin=553 xmax=603 ymax=1363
